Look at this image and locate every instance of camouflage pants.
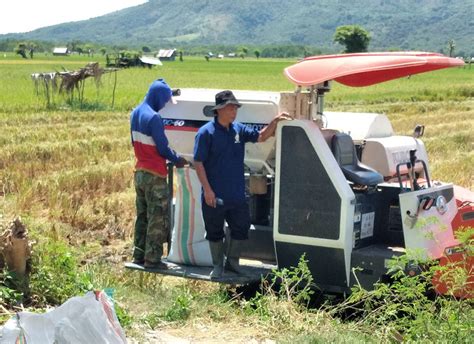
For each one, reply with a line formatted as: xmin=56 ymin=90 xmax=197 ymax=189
xmin=133 ymin=170 xmax=169 ymax=264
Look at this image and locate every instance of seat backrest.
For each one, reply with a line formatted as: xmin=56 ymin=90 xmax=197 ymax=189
xmin=331 ymin=133 xmax=356 ymax=167
xmin=331 ymin=132 xmax=384 ymax=186
xmin=320 ymin=128 xmax=339 ymax=148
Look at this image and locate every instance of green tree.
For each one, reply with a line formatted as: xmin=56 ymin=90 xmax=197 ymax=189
xmin=254 ymin=49 xmax=261 ymax=59
xmin=303 ymin=47 xmax=310 ymax=58
xmin=239 ymin=46 xmax=248 ymax=59
xmin=333 ymin=25 xmax=371 ymax=53
xmin=447 ymin=39 xmax=456 ymax=57
xmin=142 ymin=46 xmax=151 ymax=53
xmin=83 ymin=44 xmax=94 ymax=57
xmin=99 ymin=47 xmax=107 ymax=56
xmin=15 ymin=43 xmax=28 ymax=59
xmin=112 ymin=45 xmax=127 ymax=53
xmin=68 ymin=40 xmax=81 ymax=53
xmin=28 ymin=42 xmax=37 ymax=58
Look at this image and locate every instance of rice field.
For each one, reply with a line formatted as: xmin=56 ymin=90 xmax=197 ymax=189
xmin=0 ymin=52 xmax=473 ymax=340
xmin=0 ymin=52 xmax=472 ymax=239
xmin=1 ymin=54 xmax=472 ymax=213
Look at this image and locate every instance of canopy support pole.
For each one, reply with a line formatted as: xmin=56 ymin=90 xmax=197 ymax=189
xmin=310 ymin=81 xmax=331 ymax=127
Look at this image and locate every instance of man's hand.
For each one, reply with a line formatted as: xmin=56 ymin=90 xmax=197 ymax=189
xmin=175 ymin=157 xmax=188 ymax=168
xmin=275 ymin=112 xmax=293 ymax=122
xmin=258 ymin=112 xmax=294 ymax=142
xmin=204 ymin=187 xmax=217 ymax=208
xmin=194 ymin=161 xmax=215 ymax=207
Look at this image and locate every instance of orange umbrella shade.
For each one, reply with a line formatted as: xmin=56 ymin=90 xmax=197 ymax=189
xmin=284 ymin=52 xmax=464 ymax=87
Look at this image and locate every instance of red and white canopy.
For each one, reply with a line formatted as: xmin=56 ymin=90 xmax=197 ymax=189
xmin=284 ymin=52 xmax=464 ymax=87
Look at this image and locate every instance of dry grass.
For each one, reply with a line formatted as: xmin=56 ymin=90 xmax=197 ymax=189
xmin=0 ymin=55 xmax=473 ymax=342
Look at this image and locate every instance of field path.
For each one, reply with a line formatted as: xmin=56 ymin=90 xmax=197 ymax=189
xmin=129 ymin=329 xmax=276 ymax=344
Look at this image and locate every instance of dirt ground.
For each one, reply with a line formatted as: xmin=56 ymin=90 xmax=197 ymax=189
xmin=0 ymin=324 xmax=276 ymax=344
xmin=129 ymin=330 xmax=276 ymax=344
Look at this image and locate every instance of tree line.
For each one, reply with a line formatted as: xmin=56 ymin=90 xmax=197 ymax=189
xmin=1 ymin=25 xmax=470 ymax=59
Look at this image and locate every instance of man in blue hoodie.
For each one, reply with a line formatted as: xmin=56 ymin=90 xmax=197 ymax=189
xmin=130 ymin=79 xmax=187 ymax=269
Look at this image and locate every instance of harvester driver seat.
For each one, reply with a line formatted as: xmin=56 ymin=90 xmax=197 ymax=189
xmin=331 ymin=133 xmax=383 ymax=186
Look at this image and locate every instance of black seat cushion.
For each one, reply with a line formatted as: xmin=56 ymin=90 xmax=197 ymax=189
xmin=331 ymin=133 xmax=383 ymax=186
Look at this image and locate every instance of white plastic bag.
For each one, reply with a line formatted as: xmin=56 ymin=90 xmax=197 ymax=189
xmin=168 ymin=167 xmax=212 ymax=266
xmin=0 ymin=291 xmax=126 ymax=344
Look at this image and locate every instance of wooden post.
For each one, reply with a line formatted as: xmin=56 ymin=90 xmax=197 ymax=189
xmin=80 ymin=78 xmax=86 ymax=109
xmin=0 ymin=218 xmax=31 ymax=294
xmin=111 ymin=70 xmax=117 ymax=109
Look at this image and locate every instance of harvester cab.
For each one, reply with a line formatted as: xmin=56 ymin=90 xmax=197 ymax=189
xmin=126 ymin=52 xmax=473 ymax=297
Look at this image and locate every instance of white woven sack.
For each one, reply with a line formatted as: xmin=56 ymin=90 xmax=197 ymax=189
xmin=168 ymin=167 xmax=212 ymax=266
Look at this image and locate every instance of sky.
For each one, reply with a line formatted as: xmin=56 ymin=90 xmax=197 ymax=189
xmin=0 ymin=0 xmax=147 ymax=34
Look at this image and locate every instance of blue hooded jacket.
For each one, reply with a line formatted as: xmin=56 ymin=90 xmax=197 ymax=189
xmin=130 ymin=79 xmax=180 ymax=176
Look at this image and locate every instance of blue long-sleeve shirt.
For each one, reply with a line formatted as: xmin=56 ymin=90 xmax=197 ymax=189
xmin=130 ymin=79 xmax=180 ymax=177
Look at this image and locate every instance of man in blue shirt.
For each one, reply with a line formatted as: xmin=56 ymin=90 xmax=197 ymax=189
xmin=193 ymin=90 xmax=291 ymax=279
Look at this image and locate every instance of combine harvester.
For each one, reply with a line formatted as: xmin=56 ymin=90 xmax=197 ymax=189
xmin=126 ymin=52 xmax=472 ymax=297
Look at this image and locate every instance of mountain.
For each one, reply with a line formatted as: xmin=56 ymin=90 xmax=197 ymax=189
xmin=2 ymin=0 xmax=472 ymax=53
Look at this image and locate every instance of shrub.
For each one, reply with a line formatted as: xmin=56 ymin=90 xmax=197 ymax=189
xmin=29 ymin=239 xmax=93 ymax=305
xmin=329 ymin=227 xmax=474 ymax=342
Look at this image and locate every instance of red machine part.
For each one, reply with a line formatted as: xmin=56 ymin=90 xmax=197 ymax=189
xmin=433 ymin=249 xmax=473 ymax=299
xmin=452 ymin=185 xmax=474 ymax=234
xmin=284 ymin=52 xmax=464 ymax=87
xmin=433 ymin=187 xmax=474 ymax=298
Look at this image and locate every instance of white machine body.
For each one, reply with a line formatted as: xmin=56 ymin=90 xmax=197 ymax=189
xmin=399 ymin=184 xmax=459 ymax=259
xmin=159 ymin=88 xmax=458 ymax=292
xmin=126 ymin=53 xmax=470 ymax=293
xmin=162 ymin=89 xmax=430 ymax=178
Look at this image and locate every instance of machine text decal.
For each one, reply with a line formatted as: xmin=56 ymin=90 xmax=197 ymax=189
xmin=163 ymin=118 xmax=266 ymax=131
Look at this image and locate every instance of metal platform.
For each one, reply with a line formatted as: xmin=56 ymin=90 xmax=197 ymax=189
xmin=125 ymin=259 xmax=275 ymax=285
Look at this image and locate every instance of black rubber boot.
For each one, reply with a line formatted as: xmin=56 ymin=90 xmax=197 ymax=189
xmin=209 ymin=240 xmax=225 ymax=279
xmin=225 ymin=239 xmax=246 ymax=274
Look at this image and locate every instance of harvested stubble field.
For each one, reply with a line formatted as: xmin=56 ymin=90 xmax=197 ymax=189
xmin=0 ymin=53 xmax=473 ymax=342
